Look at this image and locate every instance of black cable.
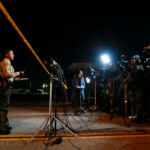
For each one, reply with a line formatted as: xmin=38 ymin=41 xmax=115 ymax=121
xmin=55 ymin=67 xmax=80 ymax=132
xmin=63 ymin=89 xmax=76 ymax=129
xmin=60 ymin=88 xmax=85 ymax=131
xmin=62 ymin=128 xmax=82 ymax=150
xmin=63 ymin=87 xmax=93 ymax=133
xmin=63 ymin=86 xmax=91 ymax=133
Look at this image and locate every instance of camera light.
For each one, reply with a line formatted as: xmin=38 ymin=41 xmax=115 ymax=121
xmin=86 ymin=77 xmax=91 ymax=84
xmin=101 ymin=54 xmax=111 ymax=64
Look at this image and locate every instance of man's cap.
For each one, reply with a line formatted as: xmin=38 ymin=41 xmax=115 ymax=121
xmin=132 ymin=55 xmax=140 ymax=59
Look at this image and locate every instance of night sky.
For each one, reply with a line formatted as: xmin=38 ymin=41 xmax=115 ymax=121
xmin=0 ymin=1 xmax=150 ymax=87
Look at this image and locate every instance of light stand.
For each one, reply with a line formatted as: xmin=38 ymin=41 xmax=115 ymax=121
xmin=87 ymin=74 xmax=97 ymax=112
xmin=94 ymin=76 xmax=97 ymax=110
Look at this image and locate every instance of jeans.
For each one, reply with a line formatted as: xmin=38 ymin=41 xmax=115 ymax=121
xmin=0 ymin=86 xmax=11 ymax=131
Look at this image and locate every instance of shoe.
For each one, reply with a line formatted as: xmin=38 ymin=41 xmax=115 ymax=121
xmin=128 ymin=115 xmax=137 ymax=119
xmin=0 ymin=130 xmax=11 ymax=135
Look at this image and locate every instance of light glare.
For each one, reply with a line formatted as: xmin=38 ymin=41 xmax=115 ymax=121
xmin=86 ymin=77 xmax=91 ymax=84
xmin=101 ymin=54 xmax=110 ymax=64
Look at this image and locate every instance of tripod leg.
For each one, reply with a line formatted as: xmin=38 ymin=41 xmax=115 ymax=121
xmin=79 ymin=96 xmax=89 ymax=116
xmin=52 ymin=116 xmax=78 ymax=137
xmin=27 ymin=118 xmax=48 ymax=144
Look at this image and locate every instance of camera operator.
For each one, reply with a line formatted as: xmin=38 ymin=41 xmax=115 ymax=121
xmin=127 ymin=55 xmax=144 ymax=121
xmin=113 ymin=55 xmax=128 ymax=114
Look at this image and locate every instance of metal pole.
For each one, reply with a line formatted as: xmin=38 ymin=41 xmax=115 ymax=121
xmin=94 ymin=76 xmax=96 ymax=109
xmin=123 ymin=79 xmax=128 ymax=123
xmin=109 ymin=79 xmax=114 ymax=120
xmin=49 ymin=76 xmax=53 ymax=132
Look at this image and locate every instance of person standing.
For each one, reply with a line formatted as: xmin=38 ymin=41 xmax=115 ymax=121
xmin=71 ymin=70 xmax=86 ymax=115
xmin=127 ymin=55 xmax=144 ymax=121
xmin=0 ymin=49 xmax=24 ymax=134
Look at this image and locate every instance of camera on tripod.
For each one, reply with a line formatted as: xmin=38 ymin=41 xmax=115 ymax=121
xmin=116 ymin=54 xmax=128 ymax=73
xmin=85 ymin=67 xmax=97 ymax=84
xmin=140 ymin=49 xmax=150 ymax=71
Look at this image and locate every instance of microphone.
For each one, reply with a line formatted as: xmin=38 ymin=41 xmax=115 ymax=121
xmin=49 ymin=58 xmax=67 ymax=89
xmin=52 ymin=59 xmax=57 ymax=65
xmin=49 ymin=57 xmax=63 ymax=73
xmin=49 ymin=57 xmax=58 ymax=66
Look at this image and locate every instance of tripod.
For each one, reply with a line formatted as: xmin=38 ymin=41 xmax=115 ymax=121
xmin=28 ymin=75 xmax=77 ymax=144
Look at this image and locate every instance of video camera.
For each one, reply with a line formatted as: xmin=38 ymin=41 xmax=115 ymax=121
xmin=117 ymin=54 xmax=128 ymax=72
xmin=140 ymin=48 xmax=150 ymax=71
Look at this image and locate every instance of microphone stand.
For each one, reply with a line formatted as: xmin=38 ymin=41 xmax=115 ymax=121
xmin=54 ymin=81 xmax=57 ymax=136
xmin=28 ymin=64 xmax=77 ymax=145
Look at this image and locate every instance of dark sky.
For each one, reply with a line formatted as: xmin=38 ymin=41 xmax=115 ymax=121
xmin=0 ymin=1 xmax=150 ymax=87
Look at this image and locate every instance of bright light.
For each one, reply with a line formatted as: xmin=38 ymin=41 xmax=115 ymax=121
xmin=86 ymin=77 xmax=91 ymax=84
xmin=100 ymin=54 xmax=111 ymax=64
xmin=42 ymin=84 xmax=46 ymax=88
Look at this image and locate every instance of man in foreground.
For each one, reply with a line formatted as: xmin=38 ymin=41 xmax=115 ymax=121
xmin=0 ymin=49 xmax=24 ymax=134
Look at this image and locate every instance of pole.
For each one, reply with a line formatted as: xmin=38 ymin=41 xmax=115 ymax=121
xmin=109 ymin=78 xmax=114 ymax=120
xmin=123 ymin=78 xmax=128 ymax=124
xmin=94 ymin=75 xmax=96 ymax=110
xmin=48 ymin=76 xmax=53 ymax=132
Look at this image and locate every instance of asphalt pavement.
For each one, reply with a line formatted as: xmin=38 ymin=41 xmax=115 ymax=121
xmin=0 ymin=106 xmax=150 ymax=150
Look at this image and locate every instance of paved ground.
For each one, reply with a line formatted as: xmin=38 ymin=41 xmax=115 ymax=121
xmin=1 ymin=134 xmax=150 ymax=150
xmin=6 ymin=106 xmax=150 ymax=134
xmin=0 ymin=106 xmax=150 ymax=150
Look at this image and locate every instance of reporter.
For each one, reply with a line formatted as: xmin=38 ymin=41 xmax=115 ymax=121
xmin=71 ymin=70 xmax=86 ymax=114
